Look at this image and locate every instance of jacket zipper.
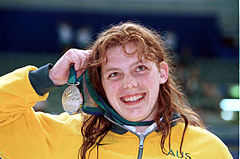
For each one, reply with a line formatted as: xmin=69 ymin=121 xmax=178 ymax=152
xmin=104 ymin=115 xmax=156 ymax=159
xmin=137 ymin=134 xmax=144 ymax=159
xmin=104 ymin=115 xmax=181 ymax=159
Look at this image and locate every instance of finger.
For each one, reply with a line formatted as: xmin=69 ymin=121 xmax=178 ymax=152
xmin=76 ymin=69 xmax=86 ymax=78
xmin=73 ymin=49 xmax=91 ymax=70
xmin=75 ymin=49 xmax=92 ymax=57
xmin=65 ymin=49 xmax=83 ymax=71
xmin=71 ymin=50 xmax=82 ymax=71
xmin=86 ymin=50 xmax=93 ymax=54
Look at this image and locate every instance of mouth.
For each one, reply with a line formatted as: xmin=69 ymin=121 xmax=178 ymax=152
xmin=120 ymin=93 xmax=146 ymax=104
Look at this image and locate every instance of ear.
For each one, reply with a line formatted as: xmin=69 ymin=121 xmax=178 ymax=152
xmin=159 ymin=61 xmax=169 ymax=84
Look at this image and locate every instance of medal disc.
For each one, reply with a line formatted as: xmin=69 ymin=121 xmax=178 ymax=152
xmin=62 ymin=85 xmax=82 ymax=114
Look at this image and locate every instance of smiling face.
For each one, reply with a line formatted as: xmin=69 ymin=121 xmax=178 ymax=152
xmin=101 ymin=42 xmax=168 ymax=122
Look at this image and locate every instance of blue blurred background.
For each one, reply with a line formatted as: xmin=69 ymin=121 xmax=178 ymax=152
xmin=0 ymin=0 xmax=238 ymax=158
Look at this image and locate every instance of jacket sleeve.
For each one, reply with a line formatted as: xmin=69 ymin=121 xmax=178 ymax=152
xmin=0 ymin=65 xmax=52 ymax=126
xmin=0 ymin=65 xmax=83 ymax=159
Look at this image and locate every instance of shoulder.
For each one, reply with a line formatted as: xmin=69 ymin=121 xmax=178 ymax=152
xmin=36 ymin=111 xmax=83 ymax=123
xmin=36 ymin=112 xmax=84 ymax=132
xmin=173 ymin=122 xmax=223 ymax=142
xmin=173 ymin=122 xmax=227 ymax=147
xmin=186 ymin=124 xmax=224 ymax=144
xmin=171 ymin=122 xmax=232 ymax=158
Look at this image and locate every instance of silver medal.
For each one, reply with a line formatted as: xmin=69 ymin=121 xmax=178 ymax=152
xmin=62 ymin=85 xmax=82 ymax=114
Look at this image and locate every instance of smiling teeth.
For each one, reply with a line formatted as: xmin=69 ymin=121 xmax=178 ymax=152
xmin=123 ymin=95 xmax=143 ymax=102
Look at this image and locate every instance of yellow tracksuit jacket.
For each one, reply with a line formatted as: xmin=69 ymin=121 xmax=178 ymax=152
xmin=0 ymin=66 xmax=233 ymax=159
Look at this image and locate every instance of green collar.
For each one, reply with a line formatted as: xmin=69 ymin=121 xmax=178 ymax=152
xmin=106 ymin=112 xmax=182 ymax=135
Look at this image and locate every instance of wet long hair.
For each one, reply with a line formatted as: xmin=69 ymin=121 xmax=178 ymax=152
xmin=79 ymin=22 xmax=205 ymax=159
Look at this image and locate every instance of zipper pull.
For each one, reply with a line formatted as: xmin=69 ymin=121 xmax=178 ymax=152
xmin=137 ymin=134 xmax=145 ymax=159
xmin=139 ymin=134 xmax=144 ymax=148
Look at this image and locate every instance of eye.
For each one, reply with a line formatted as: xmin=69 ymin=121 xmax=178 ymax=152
xmin=136 ymin=65 xmax=147 ymax=72
xmin=108 ymin=72 xmax=120 ymax=79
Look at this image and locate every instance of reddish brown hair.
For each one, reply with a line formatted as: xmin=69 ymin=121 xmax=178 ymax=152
xmin=80 ymin=22 xmax=204 ymax=159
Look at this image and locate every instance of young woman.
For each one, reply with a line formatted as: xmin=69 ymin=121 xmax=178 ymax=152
xmin=0 ymin=22 xmax=232 ymax=159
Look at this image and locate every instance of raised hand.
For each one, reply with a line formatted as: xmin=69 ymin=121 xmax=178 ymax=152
xmin=49 ymin=49 xmax=91 ymax=86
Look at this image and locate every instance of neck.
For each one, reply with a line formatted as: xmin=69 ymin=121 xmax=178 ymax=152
xmin=136 ymin=125 xmax=149 ymax=133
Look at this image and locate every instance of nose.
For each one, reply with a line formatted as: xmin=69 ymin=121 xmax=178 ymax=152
xmin=122 ymin=74 xmax=138 ymax=89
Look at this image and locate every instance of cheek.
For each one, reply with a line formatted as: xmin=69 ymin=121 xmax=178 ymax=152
xmin=143 ymin=80 xmax=160 ymax=98
xmin=103 ymin=81 xmax=121 ymax=108
xmin=140 ymin=73 xmax=161 ymax=101
xmin=141 ymin=73 xmax=161 ymax=88
xmin=103 ymin=81 xmax=120 ymax=96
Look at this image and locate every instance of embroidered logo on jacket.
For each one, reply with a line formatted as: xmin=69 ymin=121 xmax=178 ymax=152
xmin=167 ymin=149 xmax=191 ymax=159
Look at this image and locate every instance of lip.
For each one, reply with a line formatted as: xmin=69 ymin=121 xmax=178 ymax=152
xmin=120 ymin=93 xmax=146 ymax=105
